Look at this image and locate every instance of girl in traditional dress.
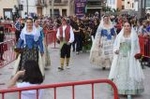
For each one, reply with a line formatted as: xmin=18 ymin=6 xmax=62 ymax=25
xmin=109 ymin=21 xmax=144 ymax=99
xmin=89 ymin=15 xmax=116 ymax=70
xmin=13 ymin=18 xmax=44 ymax=77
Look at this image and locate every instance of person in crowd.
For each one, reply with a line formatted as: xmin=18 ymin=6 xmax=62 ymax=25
xmin=89 ymin=14 xmax=116 ymax=70
xmin=91 ymin=18 xmax=99 ymax=41
xmin=115 ymin=19 xmax=122 ymax=34
xmin=34 ymin=18 xmax=51 ymax=69
xmin=14 ymin=17 xmax=25 ymax=42
xmin=109 ymin=21 xmax=144 ymax=99
xmin=8 ymin=60 xmax=44 ymax=99
xmin=72 ymin=18 xmax=81 ymax=54
xmin=138 ymin=20 xmax=149 ymax=36
xmin=0 ymin=21 xmax=5 ymax=61
xmin=13 ymin=18 xmax=44 ymax=77
xmin=56 ymin=18 xmax=74 ymax=70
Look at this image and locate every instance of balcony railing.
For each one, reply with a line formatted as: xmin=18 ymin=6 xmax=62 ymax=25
xmin=36 ymin=0 xmax=47 ymax=7
xmin=49 ymin=0 xmax=68 ymax=6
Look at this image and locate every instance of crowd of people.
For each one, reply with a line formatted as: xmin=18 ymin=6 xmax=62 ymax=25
xmin=0 ymin=12 xmax=150 ymax=99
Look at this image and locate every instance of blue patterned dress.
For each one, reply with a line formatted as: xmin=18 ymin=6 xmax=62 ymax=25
xmin=16 ymin=30 xmax=44 ymax=70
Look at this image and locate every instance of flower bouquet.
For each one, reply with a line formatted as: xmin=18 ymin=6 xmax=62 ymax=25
xmin=134 ymin=53 xmax=142 ymax=59
xmin=14 ymin=48 xmax=23 ymax=53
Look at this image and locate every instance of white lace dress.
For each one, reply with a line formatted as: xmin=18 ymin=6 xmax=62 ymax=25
xmin=89 ymin=27 xmax=116 ymax=67
xmin=113 ymin=36 xmax=144 ymax=95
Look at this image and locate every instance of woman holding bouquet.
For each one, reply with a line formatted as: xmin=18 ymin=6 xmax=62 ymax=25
xmin=109 ymin=21 xmax=144 ymax=99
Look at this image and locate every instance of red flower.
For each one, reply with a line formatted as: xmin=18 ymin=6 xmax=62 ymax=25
xmin=134 ymin=53 xmax=142 ymax=59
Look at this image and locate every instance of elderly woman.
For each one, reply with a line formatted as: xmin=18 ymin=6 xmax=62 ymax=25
xmin=89 ymin=14 xmax=116 ymax=70
xmin=13 ymin=18 xmax=44 ymax=77
xmin=109 ymin=21 xmax=144 ymax=99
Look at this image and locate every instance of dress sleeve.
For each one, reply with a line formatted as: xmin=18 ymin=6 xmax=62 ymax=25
xmin=68 ymin=26 xmax=74 ymax=43
xmin=36 ymin=30 xmax=44 ymax=53
xmin=16 ymin=31 xmax=24 ymax=48
xmin=111 ymin=28 xmax=116 ymax=36
xmin=37 ymin=36 xmax=44 ymax=53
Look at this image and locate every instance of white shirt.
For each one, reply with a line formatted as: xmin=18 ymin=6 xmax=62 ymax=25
xmin=17 ymin=82 xmax=43 ymax=99
xmin=56 ymin=25 xmax=74 ymax=43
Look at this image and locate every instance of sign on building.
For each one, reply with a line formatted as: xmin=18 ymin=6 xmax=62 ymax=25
xmin=75 ymin=0 xmax=87 ymax=17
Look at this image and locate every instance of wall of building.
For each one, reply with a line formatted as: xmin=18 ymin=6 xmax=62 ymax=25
xmin=0 ymin=0 xmax=18 ymax=19
xmin=47 ymin=0 xmax=74 ymax=17
xmin=19 ymin=0 xmax=37 ymax=18
xmin=146 ymin=0 xmax=150 ymax=9
xmin=117 ymin=0 xmax=123 ymax=10
xmin=107 ymin=0 xmax=117 ymax=9
xmin=124 ymin=0 xmax=134 ymax=9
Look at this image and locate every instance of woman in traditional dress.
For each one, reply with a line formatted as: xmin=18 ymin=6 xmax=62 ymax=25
xmin=89 ymin=14 xmax=116 ymax=70
xmin=109 ymin=21 xmax=144 ymax=99
xmin=13 ymin=18 xmax=44 ymax=77
xmin=34 ymin=18 xmax=51 ymax=69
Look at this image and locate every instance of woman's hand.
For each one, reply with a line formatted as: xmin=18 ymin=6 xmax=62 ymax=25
xmin=16 ymin=70 xmax=25 ymax=77
xmin=8 ymin=70 xmax=25 ymax=88
xmin=67 ymin=42 xmax=71 ymax=45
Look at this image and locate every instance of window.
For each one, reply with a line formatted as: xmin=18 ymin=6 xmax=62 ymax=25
xmin=146 ymin=0 xmax=150 ymax=7
xmin=122 ymin=5 xmax=124 ymax=9
xmin=50 ymin=9 xmax=60 ymax=17
xmin=132 ymin=3 xmax=134 ymax=8
xmin=55 ymin=0 xmax=61 ymax=3
xmin=127 ymin=1 xmax=130 ymax=4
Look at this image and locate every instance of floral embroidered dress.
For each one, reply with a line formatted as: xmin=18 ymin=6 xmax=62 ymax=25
xmin=112 ymin=36 xmax=144 ymax=94
xmin=101 ymin=27 xmax=116 ymax=59
xmin=89 ymin=26 xmax=116 ymax=67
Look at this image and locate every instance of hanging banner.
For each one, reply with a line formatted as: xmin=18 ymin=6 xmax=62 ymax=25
xmin=75 ymin=0 xmax=87 ymax=17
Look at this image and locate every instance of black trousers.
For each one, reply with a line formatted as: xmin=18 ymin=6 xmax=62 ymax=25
xmin=72 ymin=34 xmax=82 ymax=52
xmin=60 ymin=43 xmax=71 ymax=58
xmin=15 ymin=30 xmax=21 ymax=42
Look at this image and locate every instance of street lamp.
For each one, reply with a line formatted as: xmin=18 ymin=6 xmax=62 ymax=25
xmin=12 ymin=6 xmax=16 ymax=21
xmin=26 ymin=0 xmax=28 ymax=15
xmin=52 ymin=0 xmax=54 ymax=19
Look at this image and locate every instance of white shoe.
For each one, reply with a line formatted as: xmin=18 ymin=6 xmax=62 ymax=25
xmin=66 ymin=66 xmax=70 ymax=69
xmin=76 ymin=52 xmax=79 ymax=55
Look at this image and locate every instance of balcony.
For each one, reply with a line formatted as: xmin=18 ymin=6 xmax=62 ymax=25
xmin=49 ymin=0 xmax=68 ymax=6
xmin=36 ymin=0 xmax=47 ymax=7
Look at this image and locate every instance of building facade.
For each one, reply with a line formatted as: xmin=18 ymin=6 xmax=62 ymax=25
xmin=146 ymin=0 xmax=150 ymax=13
xmin=107 ymin=0 xmax=117 ymax=9
xmin=107 ymin=0 xmax=135 ymax=10
xmin=18 ymin=0 xmax=45 ymax=18
xmin=86 ymin=0 xmax=103 ymax=16
xmin=0 ymin=0 xmax=18 ymax=19
xmin=0 ymin=0 xmax=108 ymax=19
xmin=46 ymin=0 xmax=74 ymax=17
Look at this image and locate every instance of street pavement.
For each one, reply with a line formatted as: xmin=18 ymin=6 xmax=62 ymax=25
xmin=0 ymin=44 xmax=150 ymax=99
